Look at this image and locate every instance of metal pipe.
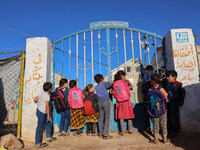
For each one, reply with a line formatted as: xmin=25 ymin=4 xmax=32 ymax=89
xmin=61 ymin=40 xmax=64 ymax=78
xmin=116 ymin=28 xmax=119 ymax=70
xmin=131 ymin=31 xmax=135 ymax=66
xmin=98 ymin=30 xmax=101 ymax=74
xmin=138 ymin=32 xmax=142 ymax=59
xmin=106 ymin=28 xmax=111 ymax=81
xmin=146 ymin=34 xmax=150 ymax=65
xmin=17 ymin=52 xmax=25 ymax=138
xmin=123 ymin=29 xmax=127 ymax=73
xmin=69 ymin=37 xmax=71 ymax=79
xmin=52 ymin=43 xmax=55 ymax=90
xmin=154 ymin=36 xmax=159 ymax=73
xmin=54 ymin=27 xmax=163 ymax=44
xmin=84 ymin=32 xmax=86 ymax=87
xmin=91 ymin=30 xmax=94 ymax=84
xmin=76 ymin=34 xmax=79 ymax=87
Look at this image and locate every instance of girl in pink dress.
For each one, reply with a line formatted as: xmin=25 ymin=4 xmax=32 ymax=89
xmin=113 ymin=70 xmax=135 ymax=136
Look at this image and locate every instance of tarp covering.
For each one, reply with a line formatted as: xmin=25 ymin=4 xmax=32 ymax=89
xmin=0 ymin=54 xmax=22 ymax=126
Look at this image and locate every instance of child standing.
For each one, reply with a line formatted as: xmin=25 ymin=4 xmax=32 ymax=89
xmin=35 ymin=82 xmax=56 ymax=148
xmin=83 ymin=84 xmax=99 ymax=136
xmin=140 ymin=58 xmax=155 ymax=133
xmin=58 ymin=78 xmax=71 ymax=136
xmin=166 ymin=70 xmax=183 ymax=138
xmin=94 ymin=74 xmax=113 ymax=139
xmin=113 ymin=70 xmax=135 ymax=136
xmin=146 ymin=74 xmax=168 ymax=144
xmin=68 ymin=80 xmax=85 ymax=136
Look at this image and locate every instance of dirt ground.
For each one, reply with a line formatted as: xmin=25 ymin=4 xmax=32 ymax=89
xmin=22 ymin=131 xmax=200 ymax=150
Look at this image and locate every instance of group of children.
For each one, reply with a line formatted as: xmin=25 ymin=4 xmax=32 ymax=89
xmin=34 ymin=58 xmax=184 ymax=148
xmin=140 ymin=58 xmax=183 ymax=144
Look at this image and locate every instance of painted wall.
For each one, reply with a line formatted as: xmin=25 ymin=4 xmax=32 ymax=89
xmin=22 ymin=37 xmax=52 ymax=141
xmin=165 ymin=29 xmax=200 ymax=132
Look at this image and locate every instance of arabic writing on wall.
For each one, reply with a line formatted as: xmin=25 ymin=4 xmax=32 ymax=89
xmin=173 ymin=43 xmax=197 ymax=84
xmin=24 ymin=48 xmax=45 ymax=104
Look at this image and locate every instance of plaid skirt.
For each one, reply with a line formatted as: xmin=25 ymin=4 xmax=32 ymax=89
xmin=70 ymin=108 xmax=85 ymax=130
xmin=85 ymin=112 xmax=99 ymax=123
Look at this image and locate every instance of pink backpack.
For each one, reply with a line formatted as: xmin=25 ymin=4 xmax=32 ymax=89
xmin=113 ymin=80 xmax=130 ymax=102
xmin=68 ymin=87 xmax=84 ymax=109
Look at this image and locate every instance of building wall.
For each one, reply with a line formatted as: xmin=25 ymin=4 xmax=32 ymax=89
xmin=165 ymin=29 xmax=200 ymax=132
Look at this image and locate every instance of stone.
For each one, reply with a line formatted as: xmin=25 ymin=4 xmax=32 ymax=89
xmin=0 ymin=134 xmax=24 ymax=149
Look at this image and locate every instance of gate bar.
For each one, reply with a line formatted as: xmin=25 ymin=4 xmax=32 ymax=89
xmin=84 ymin=32 xmax=86 ymax=87
xmin=61 ymin=40 xmax=64 ymax=78
xmin=98 ymin=30 xmax=101 ymax=74
xmin=116 ymin=28 xmax=119 ymax=70
xmin=106 ymin=28 xmax=111 ymax=81
xmin=123 ymin=29 xmax=127 ymax=72
xmin=131 ymin=31 xmax=135 ymax=67
xmin=138 ymin=32 xmax=142 ymax=60
xmin=91 ymin=30 xmax=94 ymax=84
xmin=69 ymin=37 xmax=72 ymax=79
xmin=76 ymin=34 xmax=79 ymax=86
xmin=154 ymin=36 xmax=159 ymax=73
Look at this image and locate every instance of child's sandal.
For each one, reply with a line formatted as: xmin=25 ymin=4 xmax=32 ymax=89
xmin=149 ymin=139 xmax=160 ymax=144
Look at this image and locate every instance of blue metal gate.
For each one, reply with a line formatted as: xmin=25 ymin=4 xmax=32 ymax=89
xmin=52 ymin=21 xmax=164 ymax=132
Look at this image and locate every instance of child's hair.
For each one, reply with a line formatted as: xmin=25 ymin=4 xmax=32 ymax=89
xmin=114 ymin=70 xmax=126 ymax=81
xmin=94 ymin=74 xmax=104 ymax=83
xmin=167 ymin=70 xmax=177 ymax=78
xmin=145 ymin=65 xmax=154 ymax=72
xmin=151 ymin=74 xmax=162 ymax=84
xmin=43 ymin=82 xmax=52 ymax=91
xmin=83 ymin=84 xmax=93 ymax=96
xmin=59 ymin=78 xmax=68 ymax=87
xmin=69 ymin=80 xmax=77 ymax=89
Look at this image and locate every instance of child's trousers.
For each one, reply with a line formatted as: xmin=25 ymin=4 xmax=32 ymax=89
xmin=151 ymin=112 xmax=167 ymax=137
xmin=35 ymin=109 xmax=51 ymax=145
xmin=86 ymin=122 xmax=96 ymax=134
xmin=98 ymin=99 xmax=110 ymax=136
xmin=120 ymin=119 xmax=132 ymax=133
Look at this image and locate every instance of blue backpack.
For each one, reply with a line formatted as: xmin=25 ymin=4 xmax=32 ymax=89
xmin=146 ymin=86 xmax=166 ymax=117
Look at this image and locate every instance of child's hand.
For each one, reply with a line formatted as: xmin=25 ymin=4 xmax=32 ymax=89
xmin=47 ymin=116 xmax=50 ymax=122
xmin=139 ymin=58 xmax=142 ymax=64
xmin=166 ymin=99 xmax=169 ymax=103
xmin=109 ymin=81 xmax=114 ymax=84
xmin=34 ymin=96 xmax=39 ymax=103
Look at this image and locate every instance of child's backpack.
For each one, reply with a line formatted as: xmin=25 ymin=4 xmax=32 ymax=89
xmin=83 ymin=93 xmax=97 ymax=115
xmin=146 ymin=86 xmax=166 ymax=117
xmin=113 ymin=80 xmax=130 ymax=102
xmin=51 ymin=89 xmax=68 ymax=113
xmin=178 ymin=87 xmax=186 ymax=106
xmin=68 ymin=87 xmax=84 ymax=109
xmin=142 ymin=72 xmax=154 ymax=96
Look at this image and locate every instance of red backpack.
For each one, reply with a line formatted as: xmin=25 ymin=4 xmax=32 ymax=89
xmin=84 ymin=93 xmax=96 ymax=115
xmin=113 ymin=80 xmax=130 ymax=102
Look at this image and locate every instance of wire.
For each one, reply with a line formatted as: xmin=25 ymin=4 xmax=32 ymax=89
xmin=0 ymin=50 xmax=25 ymax=54
xmin=0 ymin=25 xmax=35 ymax=38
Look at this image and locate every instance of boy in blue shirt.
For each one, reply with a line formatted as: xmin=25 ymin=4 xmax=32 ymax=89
xmin=94 ymin=74 xmax=114 ymax=139
xmin=140 ymin=58 xmax=155 ymax=133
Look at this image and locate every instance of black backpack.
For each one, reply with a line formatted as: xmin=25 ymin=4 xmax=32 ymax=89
xmin=178 ymin=87 xmax=186 ymax=106
xmin=51 ymin=89 xmax=69 ymax=113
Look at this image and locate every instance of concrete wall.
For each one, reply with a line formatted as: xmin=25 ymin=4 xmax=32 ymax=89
xmin=22 ymin=37 xmax=52 ymax=141
xmin=165 ymin=29 xmax=200 ymax=132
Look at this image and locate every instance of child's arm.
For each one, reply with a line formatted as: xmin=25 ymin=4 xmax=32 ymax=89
xmin=33 ymin=96 xmax=39 ymax=103
xmin=46 ymin=101 xmax=50 ymax=121
xmin=167 ymin=85 xmax=180 ymax=101
xmin=139 ymin=58 xmax=146 ymax=76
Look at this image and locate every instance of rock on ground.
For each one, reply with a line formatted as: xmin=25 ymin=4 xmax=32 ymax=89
xmin=0 ymin=134 xmax=24 ymax=149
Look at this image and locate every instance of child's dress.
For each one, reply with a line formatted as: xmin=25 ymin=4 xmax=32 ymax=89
xmin=68 ymin=87 xmax=85 ymax=131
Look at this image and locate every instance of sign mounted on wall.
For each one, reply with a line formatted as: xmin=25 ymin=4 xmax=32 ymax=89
xmin=90 ymin=21 xmax=129 ymax=29
xmin=175 ymin=32 xmax=189 ymax=43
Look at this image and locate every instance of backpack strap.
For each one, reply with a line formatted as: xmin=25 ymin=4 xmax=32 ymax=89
xmin=86 ymin=93 xmax=95 ymax=98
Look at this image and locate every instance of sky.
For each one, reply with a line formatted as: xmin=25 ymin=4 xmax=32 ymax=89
xmin=0 ymin=0 xmax=200 ymax=88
